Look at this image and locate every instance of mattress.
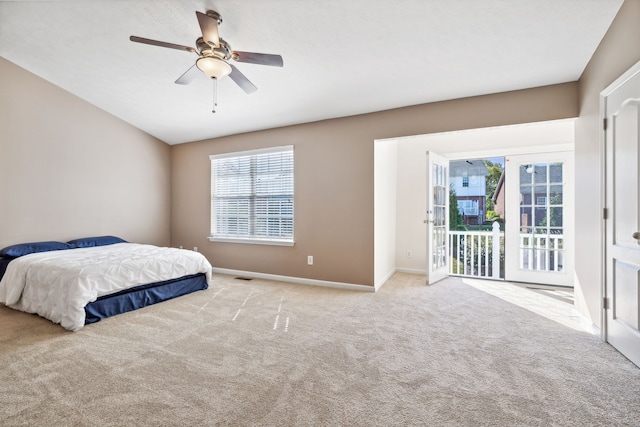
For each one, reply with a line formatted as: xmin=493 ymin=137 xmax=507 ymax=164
xmin=0 ymin=243 xmax=212 ymax=330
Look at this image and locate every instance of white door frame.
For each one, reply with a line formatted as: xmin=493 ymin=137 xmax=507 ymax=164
xmin=444 ymin=146 xmax=574 ymax=284
xmin=426 ymin=151 xmax=450 ymax=284
xmin=503 ymin=151 xmax=575 ymax=287
xmin=390 ymin=121 xmax=574 ymax=280
xmin=600 ymin=59 xmax=640 ymax=366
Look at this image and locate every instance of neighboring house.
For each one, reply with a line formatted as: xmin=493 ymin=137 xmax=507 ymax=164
xmin=518 ymin=163 xmax=564 ymax=230
xmin=492 ymin=164 xmax=564 ymax=229
xmin=450 ymin=160 xmax=489 ymax=225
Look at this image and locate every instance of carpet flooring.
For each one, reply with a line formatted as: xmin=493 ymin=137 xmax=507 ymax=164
xmin=1 ymin=273 xmax=639 ymax=426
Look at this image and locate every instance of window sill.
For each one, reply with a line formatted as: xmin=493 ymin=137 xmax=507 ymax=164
xmin=208 ymin=237 xmax=295 ymax=247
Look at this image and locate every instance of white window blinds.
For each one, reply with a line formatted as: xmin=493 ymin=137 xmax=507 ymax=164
xmin=210 ymin=146 xmax=294 ymax=244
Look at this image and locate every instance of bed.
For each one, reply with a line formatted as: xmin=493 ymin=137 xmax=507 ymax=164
xmin=0 ymin=236 xmax=212 ymax=331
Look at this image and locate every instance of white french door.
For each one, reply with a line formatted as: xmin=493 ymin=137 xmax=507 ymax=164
xmin=504 ymin=152 xmax=574 ymax=287
xmin=602 ymin=60 xmax=640 ymax=368
xmin=426 ymin=152 xmax=449 ymax=284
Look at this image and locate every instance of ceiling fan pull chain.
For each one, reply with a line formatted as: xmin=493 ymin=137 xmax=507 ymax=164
xmin=212 ymin=77 xmax=218 ymax=113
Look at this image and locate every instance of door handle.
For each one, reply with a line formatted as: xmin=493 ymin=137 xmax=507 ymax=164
xmin=633 ymin=232 xmax=640 ymax=240
xmin=425 ymin=210 xmax=432 ymax=224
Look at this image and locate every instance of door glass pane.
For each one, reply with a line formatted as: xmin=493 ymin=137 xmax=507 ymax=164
xmin=520 ymin=164 xmax=532 ymax=179
xmin=549 ymin=185 xmax=563 ymax=204
xmin=534 ymin=206 xmax=547 ymax=229
xmin=519 ymin=161 xmax=564 ymax=273
xmin=549 ymin=162 xmax=563 ymax=183
xmin=533 ymin=185 xmax=547 ymax=203
xmin=520 ymin=206 xmax=532 ymax=229
xmin=432 ymin=164 xmax=447 ymax=270
xmin=549 ymin=207 xmax=563 ymax=227
xmin=534 ymin=163 xmax=547 ymax=183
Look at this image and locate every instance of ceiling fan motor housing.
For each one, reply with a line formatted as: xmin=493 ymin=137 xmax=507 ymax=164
xmin=196 ymin=37 xmax=232 ymax=61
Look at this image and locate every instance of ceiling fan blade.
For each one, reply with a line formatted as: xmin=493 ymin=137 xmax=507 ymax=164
xmin=175 ymin=64 xmax=202 ymax=85
xmin=229 ymin=64 xmax=258 ymax=94
xmin=130 ymin=35 xmax=196 ymax=53
xmin=232 ymin=51 xmax=283 ymax=67
xmin=196 ymin=11 xmax=220 ymax=47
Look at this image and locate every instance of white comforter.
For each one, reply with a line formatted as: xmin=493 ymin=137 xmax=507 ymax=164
xmin=0 ymin=243 xmax=212 ymax=331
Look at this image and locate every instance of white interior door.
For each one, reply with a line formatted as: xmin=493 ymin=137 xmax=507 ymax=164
xmin=603 ymin=60 xmax=640 ymax=368
xmin=504 ymin=152 xmax=574 ymax=287
xmin=426 ymin=152 xmax=449 ymax=284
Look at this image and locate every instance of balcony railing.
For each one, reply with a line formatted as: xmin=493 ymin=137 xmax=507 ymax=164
xmin=449 ymin=222 xmax=565 ymax=279
xmin=449 ymin=222 xmax=504 ymax=279
xmin=518 ymin=233 xmax=565 ymax=272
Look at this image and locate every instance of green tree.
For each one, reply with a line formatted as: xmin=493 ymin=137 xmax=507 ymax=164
xmin=537 ymin=192 xmax=563 ymax=233
xmin=483 ymin=160 xmax=503 ymax=213
xmin=449 ymin=187 xmax=465 ymax=231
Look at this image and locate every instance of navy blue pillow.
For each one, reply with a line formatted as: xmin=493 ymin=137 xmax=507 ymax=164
xmin=0 ymin=241 xmax=70 ymax=258
xmin=67 ymin=236 xmax=127 ymax=248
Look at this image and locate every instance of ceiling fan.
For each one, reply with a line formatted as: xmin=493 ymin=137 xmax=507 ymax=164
xmin=130 ymin=10 xmax=283 ymax=112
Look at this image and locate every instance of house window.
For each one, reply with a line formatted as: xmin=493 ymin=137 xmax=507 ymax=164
xmin=462 ymin=176 xmax=469 ymax=187
xmin=209 ymin=146 xmax=294 ymax=246
xmin=457 ymin=200 xmax=479 ymax=216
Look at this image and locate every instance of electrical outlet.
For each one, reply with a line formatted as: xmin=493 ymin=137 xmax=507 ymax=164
xmin=307 ymin=256 xmax=313 ymax=265
xmin=193 ymin=247 xmax=198 ymax=252
xmin=407 ymin=250 xmax=412 ymax=258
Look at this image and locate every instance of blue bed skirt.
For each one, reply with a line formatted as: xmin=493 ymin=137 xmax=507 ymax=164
xmin=84 ymin=273 xmax=208 ymax=325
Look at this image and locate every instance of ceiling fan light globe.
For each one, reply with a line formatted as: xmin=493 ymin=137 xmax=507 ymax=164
xmin=196 ymin=57 xmax=231 ymax=79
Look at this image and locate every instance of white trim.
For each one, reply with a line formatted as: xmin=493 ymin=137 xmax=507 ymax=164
xmin=600 ymin=59 xmax=640 ymax=98
xmin=379 ymin=118 xmax=576 ymax=145
xmin=444 ymin=143 xmax=575 ymax=161
xmin=599 ymin=91 xmax=608 ymax=343
xmin=598 ymin=59 xmax=640 ymax=344
xmin=209 ymin=145 xmax=294 ymax=160
xmin=573 ymin=309 xmax=601 ymax=336
xmin=374 ymin=268 xmax=396 ymax=291
xmin=600 ymin=90 xmax=607 ymax=343
xmin=396 ymin=267 xmax=428 ymax=275
xmin=208 ymin=237 xmax=295 ymax=246
xmin=210 ymin=145 xmax=294 ymax=242
xmin=212 ymin=268 xmax=376 ymax=292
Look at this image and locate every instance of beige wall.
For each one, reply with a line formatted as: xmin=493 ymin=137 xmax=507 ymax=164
xmin=171 ymin=82 xmax=578 ymax=287
xmin=0 ymin=58 xmax=171 ymax=248
xmin=574 ymin=0 xmax=640 ymax=330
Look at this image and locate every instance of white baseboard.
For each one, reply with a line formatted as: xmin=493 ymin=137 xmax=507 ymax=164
xmin=212 ymin=268 xmax=376 ymax=292
xmin=374 ymin=269 xmax=396 ymax=291
xmin=572 ymin=309 xmax=601 ymax=336
xmin=395 ymin=268 xmax=427 ymax=275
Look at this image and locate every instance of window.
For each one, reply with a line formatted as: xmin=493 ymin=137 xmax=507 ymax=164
xmin=536 ymin=196 xmax=547 ymax=206
xmin=209 ymin=146 xmax=294 ymax=245
xmin=462 ymin=176 xmax=469 ymax=187
xmin=457 ymin=200 xmax=478 ymax=215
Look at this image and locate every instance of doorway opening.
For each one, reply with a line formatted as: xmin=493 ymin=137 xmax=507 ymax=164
xmin=385 ymin=118 xmax=575 ymax=289
xmin=446 ymin=153 xmax=574 ymax=288
xmin=449 ymin=157 xmax=505 ymax=280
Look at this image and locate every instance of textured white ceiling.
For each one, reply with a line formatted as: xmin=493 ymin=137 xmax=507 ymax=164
xmin=0 ymin=0 xmax=623 ymax=145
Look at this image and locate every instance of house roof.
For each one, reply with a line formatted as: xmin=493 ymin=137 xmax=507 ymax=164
xmin=493 ymin=171 xmax=506 ymax=204
xmin=0 ymin=0 xmax=624 ymax=145
xmin=450 ymin=160 xmax=490 ymax=178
